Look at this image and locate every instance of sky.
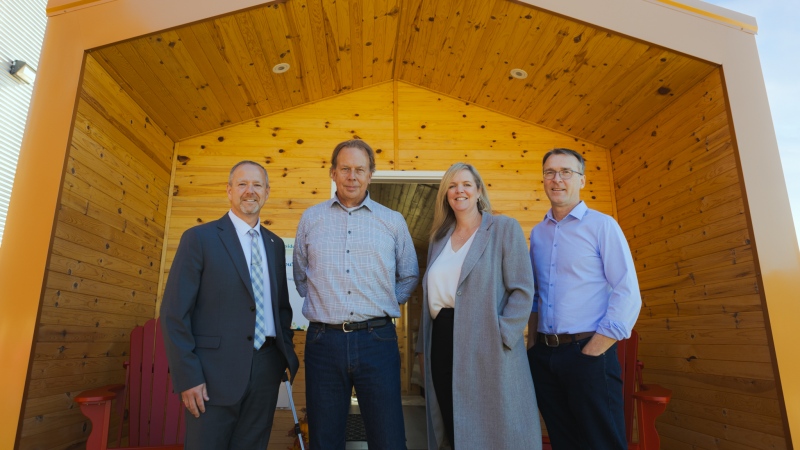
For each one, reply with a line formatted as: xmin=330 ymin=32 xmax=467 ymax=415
xmin=701 ymin=0 xmax=800 ymax=249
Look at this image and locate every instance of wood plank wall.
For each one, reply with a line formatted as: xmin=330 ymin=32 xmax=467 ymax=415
xmin=611 ymin=69 xmax=786 ymax=450
xmin=24 ymin=56 xmax=778 ymax=450
xmin=169 ymin=80 xmax=610 ymax=449
xmin=18 ymin=54 xmax=174 ymax=450
xmin=394 ymin=83 xmax=613 ymax=228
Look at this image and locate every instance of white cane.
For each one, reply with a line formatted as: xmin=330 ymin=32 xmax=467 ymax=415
xmin=282 ymin=371 xmax=305 ymax=450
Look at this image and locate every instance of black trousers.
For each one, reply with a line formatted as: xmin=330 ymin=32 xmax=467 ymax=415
xmin=183 ymin=343 xmax=285 ymax=450
xmin=430 ymin=307 xmax=456 ymax=449
xmin=528 ymin=339 xmax=625 ymax=450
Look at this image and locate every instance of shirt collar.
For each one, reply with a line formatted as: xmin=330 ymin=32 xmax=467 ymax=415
xmin=331 ymin=191 xmax=375 ymax=212
xmin=228 ymin=210 xmax=261 ymax=237
xmin=544 ymin=201 xmax=588 ymax=223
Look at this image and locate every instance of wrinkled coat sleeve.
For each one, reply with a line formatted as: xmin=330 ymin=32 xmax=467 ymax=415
xmin=497 ymin=217 xmax=535 ymax=350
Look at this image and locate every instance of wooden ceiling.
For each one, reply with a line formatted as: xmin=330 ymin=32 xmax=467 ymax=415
xmin=89 ymin=0 xmax=717 ymax=145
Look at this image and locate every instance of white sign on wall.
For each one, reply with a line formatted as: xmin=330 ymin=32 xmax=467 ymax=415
xmin=283 ymin=237 xmax=309 ymax=330
xmin=278 ymin=237 xmax=306 ymax=410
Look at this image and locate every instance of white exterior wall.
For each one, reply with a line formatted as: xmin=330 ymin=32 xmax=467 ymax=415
xmin=0 ymin=0 xmax=47 ymax=246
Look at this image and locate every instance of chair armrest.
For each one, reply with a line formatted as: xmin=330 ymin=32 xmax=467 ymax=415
xmin=633 ymin=384 xmax=672 ymax=404
xmin=74 ymin=384 xmax=126 ymax=403
xmin=75 ymin=384 xmax=125 ymax=450
xmin=633 ymin=384 xmax=671 ymax=450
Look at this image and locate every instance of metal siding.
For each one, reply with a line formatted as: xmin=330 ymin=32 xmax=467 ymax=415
xmin=0 ymin=0 xmax=47 ymax=246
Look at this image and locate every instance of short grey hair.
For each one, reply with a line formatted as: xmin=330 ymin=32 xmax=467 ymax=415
xmin=542 ymin=148 xmax=586 ymax=173
xmin=228 ymin=160 xmax=269 ymax=185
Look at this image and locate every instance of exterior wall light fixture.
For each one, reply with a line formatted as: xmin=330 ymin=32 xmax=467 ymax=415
xmin=10 ymin=60 xmax=37 ymax=84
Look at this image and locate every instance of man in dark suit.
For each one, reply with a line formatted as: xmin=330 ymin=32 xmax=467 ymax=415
xmin=161 ymin=160 xmax=299 ymax=449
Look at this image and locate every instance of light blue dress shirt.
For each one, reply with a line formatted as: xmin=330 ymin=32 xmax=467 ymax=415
xmin=293 ymin=192 xmax=420 ymax=323
xmin=530 ymin=201 xmax=641 ymax=341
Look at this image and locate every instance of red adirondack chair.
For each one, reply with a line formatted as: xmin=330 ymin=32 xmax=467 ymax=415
xmin=75 ymin=318 xmax=185 ymax=450
xmin=542 ymin=330 xmax=672 ymax=450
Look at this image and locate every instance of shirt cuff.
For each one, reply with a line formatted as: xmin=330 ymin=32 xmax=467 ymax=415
xmin=595 ymin=321 xmax=630 ymax=341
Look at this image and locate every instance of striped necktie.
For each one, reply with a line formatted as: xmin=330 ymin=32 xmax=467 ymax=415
xmin=249 ymin=229 xmax=267 ymax=349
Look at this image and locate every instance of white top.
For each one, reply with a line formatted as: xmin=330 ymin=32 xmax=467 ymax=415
xmin=427 ymin=231 xmax=477 ymax=319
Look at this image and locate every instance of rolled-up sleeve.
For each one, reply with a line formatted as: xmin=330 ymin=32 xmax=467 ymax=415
xmin=595 ymin=221 xmax=641 ymax=340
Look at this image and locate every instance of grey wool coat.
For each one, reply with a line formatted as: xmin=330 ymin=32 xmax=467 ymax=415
xmin=417 ymin=212 xmax=542 ymax=449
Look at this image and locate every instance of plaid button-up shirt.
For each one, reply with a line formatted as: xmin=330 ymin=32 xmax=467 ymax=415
xmin=293 ymin=193 xmax=420 ymax=323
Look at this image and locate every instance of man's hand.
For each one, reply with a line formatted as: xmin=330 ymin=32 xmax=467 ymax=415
xmin=182 ymin=383 xmax=209 ymax=418
xmin=581 ymin=333 xmax=616 ymax=356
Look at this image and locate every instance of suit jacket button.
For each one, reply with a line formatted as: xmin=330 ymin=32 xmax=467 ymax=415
xmin=247 ymin=335 xmax=253 ymax=341
xmin=250 ymin=306 xmax=256 ymax=312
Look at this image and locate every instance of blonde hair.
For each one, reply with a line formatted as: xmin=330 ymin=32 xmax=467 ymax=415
xmin=430 ymin=163 xmax=492 ymax=242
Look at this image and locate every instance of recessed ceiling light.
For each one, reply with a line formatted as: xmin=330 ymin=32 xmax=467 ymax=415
xmin=273 ymin=63 xmax=290 ymax=74
xmin=510 ymin=68 xmax=528 ymax=79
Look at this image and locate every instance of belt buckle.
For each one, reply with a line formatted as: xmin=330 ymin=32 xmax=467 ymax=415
xmin=342 ymin=322 xmax=353 ymax=333
xmin=545 ymin=334 xmax=559 ymax=347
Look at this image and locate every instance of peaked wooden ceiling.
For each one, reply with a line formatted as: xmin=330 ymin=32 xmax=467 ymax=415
xmin=89 ymin=0 xmax=717 ymax=145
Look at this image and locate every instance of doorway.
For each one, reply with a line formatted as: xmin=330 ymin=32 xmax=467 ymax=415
xmin=364 ymin=170 xmax=443 ymax=395
xmin=333 ymin=171 xmax=443 ymax=449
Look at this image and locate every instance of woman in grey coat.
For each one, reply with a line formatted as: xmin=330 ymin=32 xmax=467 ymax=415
xmin=416 ymin=163 xmax=541 ymax=449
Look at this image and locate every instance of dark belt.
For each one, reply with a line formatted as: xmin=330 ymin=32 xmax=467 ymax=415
xmin=538 ymin=331 xmax=595 ymax=347
xmin=313 ymin=316 xmax=393 ymax=333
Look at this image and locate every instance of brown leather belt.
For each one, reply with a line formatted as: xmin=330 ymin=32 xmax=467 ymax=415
xmin=538 ymin=331 xmax=595 ymax=347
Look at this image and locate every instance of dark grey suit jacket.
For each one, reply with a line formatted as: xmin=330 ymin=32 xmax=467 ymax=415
xmin=161 ymin=213 xmax=300 ymax=405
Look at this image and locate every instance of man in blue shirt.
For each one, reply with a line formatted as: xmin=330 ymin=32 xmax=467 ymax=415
xmin=527 ymin=148 xmax=641 ymax=449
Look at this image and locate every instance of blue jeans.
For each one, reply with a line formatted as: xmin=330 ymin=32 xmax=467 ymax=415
xmin=304 ymin=322 xmax=406 ymax=450
xmin=528 ymin=337 xmax=625 ymax=450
